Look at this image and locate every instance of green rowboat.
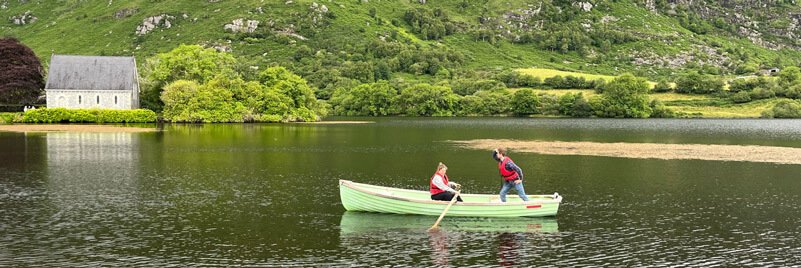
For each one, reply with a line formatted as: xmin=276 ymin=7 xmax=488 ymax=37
xmin=339 ymin=180 xmax=562 ymax=217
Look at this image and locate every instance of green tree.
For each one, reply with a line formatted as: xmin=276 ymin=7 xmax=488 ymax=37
xmin=592 ymin=74 xmax=652 ymax=118
xmin=330 ymin=82 xmax=397 ymax=116
xmin=762 ymin=99 xmax=801 ymax=118
xmin=342 ymin=61 xmax=375 ymax=83
xmin=652 ymin=80 xmax=673 ymax=93
xmin=463 ymin=90 xmax=511 ymax=115
xmin=781 ymin=83 xmax=801 ymax=99
xmin=675 ymin=71 xmax=724 ymax=94
xmin=511 ymin=89 xmax=540 ymax=115
xmin=778 ymin=66 xmax=801 ymax=88
xmin=140 ymin=45 xmax=238 ymax=111
xmin=394 ymin=83 xmax=459 ymax=116
xmin=649 ymin=100 xmax=675 ymax=118
xmin=749 ymin=87 xmax=775 ymax=100
xmin=258 ymin=66 xmax=320 ymax=121
xmin=457 ymin=95 xmax=484 ymax=116
xmin=729 ymin=91 xmax=752 ymax=103
xmin=451 ymin=79 xmax=506 ymax=96
xmin=204 ymin=77 xmax=267 ymax=121
xmin=569 ymin=94 xmax=593 ymax=117
xmin=160 ymin=80 xmax=245 ymax=123
xmin=374 ymin=61 xmax=392 ymax=81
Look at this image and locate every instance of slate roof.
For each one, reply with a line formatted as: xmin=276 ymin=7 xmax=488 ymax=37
xmin=45 ymin=55 xmax=138 ymax=91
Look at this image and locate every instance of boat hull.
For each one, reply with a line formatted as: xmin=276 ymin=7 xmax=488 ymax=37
xmin=339 ymin=180 xmax=561 ymax=217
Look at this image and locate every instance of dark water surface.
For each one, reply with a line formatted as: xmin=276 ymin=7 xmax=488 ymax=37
xmin=2 ymin=118 xmax=801 ymax=267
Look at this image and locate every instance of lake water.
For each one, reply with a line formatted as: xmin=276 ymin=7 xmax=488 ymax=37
xmin=2 ymin=118 xmax=801 ymax=266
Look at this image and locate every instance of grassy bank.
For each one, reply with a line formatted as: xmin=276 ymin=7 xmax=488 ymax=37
xmin=0 ymin=112 xmax=23 ymax=124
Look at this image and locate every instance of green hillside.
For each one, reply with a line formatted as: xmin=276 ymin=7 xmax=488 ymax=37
xmin=3 ymin=0 xmax=801 ymax=118
xmin=3 ymin=0 xmax=800 ymax=74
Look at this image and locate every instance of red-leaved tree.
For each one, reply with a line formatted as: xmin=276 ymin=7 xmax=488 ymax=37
xmin=0 ymin=37 xmax=44 ymax=107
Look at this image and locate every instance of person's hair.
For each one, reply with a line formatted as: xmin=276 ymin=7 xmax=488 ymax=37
xmin=497 ymin=147 xmax=507 ymax=155
xmin=437 ymin=162 xmax=447 ymax=171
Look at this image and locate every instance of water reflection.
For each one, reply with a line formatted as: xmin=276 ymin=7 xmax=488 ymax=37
xmin=46 ymin=132 xmax=139 ymax=203
xmin=427 ymin=229 xmax=451 ymax=266
xmin=339 ymin=211 xmax=559 ymax=234
xmin=338 ymin=212 xmax=560 ymax=266
xmin=497 ymin=232 xmax=524 ymax=267
xmin=3 ymin=118 xmax=801 ymax=266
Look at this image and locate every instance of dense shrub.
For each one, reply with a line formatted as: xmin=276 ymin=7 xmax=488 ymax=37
xmin=728 ymin=77 xmax=772 ymax=93
xmin=729 ymin=91 xmax=752 ymax=103
xmin=495 ymin=70 xmax=541 ymax=88
xmin=542 ymin=75 xmax=601 ymax=89
xmin=592 ymin=74 xmax=652 ymax=118
xmin=139 ymin=45 xmax=239 ymax=112
xmin=778 ymin=83 xmax=801 ymax=99
xmin=329 ymin=82 xmax=397 ymax=116
xmin=569 ymin=94 xmax=593 ymax=117
xmin=0 ymin=112 xmax=23 ymax=123
xmin=394 ymin=83 xmax=459 ymax=116
xmin=22 ymin=108 xmax=157 ymax=123
xmin=778 ymin=66 xmax=801 ymax=88
xmin=652 ymin=80 xmax=673 ymax=93
xmin=403 ymin=8 xmax=457 ymax=40
xmin=451 ymin=79 xmax=507 ymax=96
xmin=457 ymin=90 xmax=512 ymax=116
xmin=458 ymin=95 xmax=484 ymax=116
xmin=161 ymin=80 xmax=246 ymax=123
xmin=159 ymin=66 xmax=322 ymax=123
xmin=538 ymin=93 xmax=561 ymax=115
xmin=259 ymin=66 xmax=320 ymax=115
xmin=648 ymin=100 xmax=675 ymax=118
xmin=558 ymin=93 xmax=593 ymax=117
xmin=749 ymin=87 xmax=776 ymax=100
xmin=762 ymin=99 xmax=801 ymax=118
xmin=675 ymin=72 xmax=724 ymax=94
xmin=511 ymin=89 xmax=539 ymax=115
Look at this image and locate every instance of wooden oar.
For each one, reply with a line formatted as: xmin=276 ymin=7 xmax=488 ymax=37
xmin=428 ymin=190 xmax=460 ymax=231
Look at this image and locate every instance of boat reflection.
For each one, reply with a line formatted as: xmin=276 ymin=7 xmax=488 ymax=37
xmin=339 ymin=211 xmax=559 ymax=234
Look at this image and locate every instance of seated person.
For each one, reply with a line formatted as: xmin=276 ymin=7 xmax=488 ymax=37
xmin=430 ymin=162 xmax=463 ymax=202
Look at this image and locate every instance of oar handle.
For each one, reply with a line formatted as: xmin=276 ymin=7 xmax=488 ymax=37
xmin=429 ymin=190 xmax=460 ymax=231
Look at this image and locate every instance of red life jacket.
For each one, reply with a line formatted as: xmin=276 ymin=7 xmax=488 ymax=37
xmin=429 ymin=172 xmax=450 ymax=195
xmin=499 ymin=157 xmax=519 ymax=181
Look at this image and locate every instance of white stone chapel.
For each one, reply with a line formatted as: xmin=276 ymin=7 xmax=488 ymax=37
xmin=45 ymin=55 xmax=140 ymax=109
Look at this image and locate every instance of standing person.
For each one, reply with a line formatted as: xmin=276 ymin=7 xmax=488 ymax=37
xmin=493 ymin=148 xmax=530 ymax=202
xmin=430 ymin=162 xmax=463 ymax=202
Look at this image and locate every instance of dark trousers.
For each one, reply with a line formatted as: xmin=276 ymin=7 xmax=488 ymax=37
xmin=431 ymin=192 xmax=463 ymax=202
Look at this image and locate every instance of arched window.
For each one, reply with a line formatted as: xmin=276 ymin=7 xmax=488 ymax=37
xmin=114 ymin=96 xmax=118 ymax=105
xmin=78 ymin=95 xmax=82 ymax=104
xmin=96 ymin=95 xmax=100 ymax=104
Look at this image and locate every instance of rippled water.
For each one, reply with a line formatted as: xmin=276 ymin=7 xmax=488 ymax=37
xmin=2 ymin=118 xmax=801 ymax=266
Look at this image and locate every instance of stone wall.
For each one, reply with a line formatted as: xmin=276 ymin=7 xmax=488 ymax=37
xmin=46 ymin=90 xmax=137 ymax=109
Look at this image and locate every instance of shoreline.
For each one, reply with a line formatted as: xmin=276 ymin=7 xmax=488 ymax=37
xmin=294 ymin=121 xmax=375 ymax=124
xmin=0 ymin=124 xmax=158 ymax=133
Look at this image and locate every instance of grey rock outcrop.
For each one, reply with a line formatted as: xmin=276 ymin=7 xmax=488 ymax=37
xmin=10 ymin=10 xmax=37 ymax=25
xmin=114 ymin=8 xmax=138 ymax=19
xmin=224 ymin=18 xmax=260 ymax=33
xmin=136 ymin=14 xmax=175 ymax=36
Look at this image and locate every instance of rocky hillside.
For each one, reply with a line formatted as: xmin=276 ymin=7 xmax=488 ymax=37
xmin=2 ymin=0 xmax=800 ymax=91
